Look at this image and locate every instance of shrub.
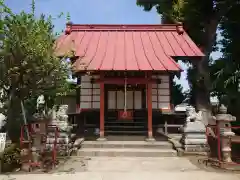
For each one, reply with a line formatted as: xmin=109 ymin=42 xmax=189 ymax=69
xmin=0 ymin=144 xmax=21 ymax=172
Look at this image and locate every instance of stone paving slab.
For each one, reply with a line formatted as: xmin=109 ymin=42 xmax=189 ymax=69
xmin=1 ymin=171 xmax=240 ymax=180
xmin=86 ymin=157 xmax=199 ymax=172
xmin=54 ymin=157 xmax=199 ymax=173
xmin=1 ymin=157 xmax=240 ymax=180
xmin=77 ymin=148 xmax=176 ymax=157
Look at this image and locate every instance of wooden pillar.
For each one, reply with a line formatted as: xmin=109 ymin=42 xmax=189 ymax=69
xmin=76 ymin=76 xmax=84 ymax=136
xmin=76 ymin=76 xmax=81 ymax=113
xmin=147 ymin=72 xmax=154 ymax=141
xmin=169 ymin=73 xmax=174 ymax=110
xmin=98 ymin=72 xmax=106 ymax=140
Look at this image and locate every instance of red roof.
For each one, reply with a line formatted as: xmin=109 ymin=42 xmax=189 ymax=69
xmin=56 ymin=24 xmax=204 ymax=72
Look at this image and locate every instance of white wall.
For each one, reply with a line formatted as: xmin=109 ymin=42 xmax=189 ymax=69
xmin=80 ymin=75 xmax=100 ymax=109
xmin=79 ymin=75 xmax=170 ymax=110
xmin=151 ymin=75 xmax=170 ymax=111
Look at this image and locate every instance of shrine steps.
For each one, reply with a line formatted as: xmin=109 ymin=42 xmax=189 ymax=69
xmin=82 ymin=140 xmax=173 ymax=149
xmin=105 ymin=118 xmax=148 ymax=136
xmin=77 ymin=141 xmax=177 ymax=157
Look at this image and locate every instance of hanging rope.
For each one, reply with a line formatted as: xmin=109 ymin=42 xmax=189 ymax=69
xmin=122 ymin=76 xmax=128 ymax=118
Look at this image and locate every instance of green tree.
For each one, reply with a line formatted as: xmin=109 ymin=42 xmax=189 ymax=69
xmin=0 ymin=0 xmax=12 ymax=56
xmin=0 ymin=1 xmax=70 ymax=141
xmin=171 ymin=81 xmax=186 ymax=106
xmin=186 ymin=65 xmax=197 ymax=106
xmin=210 ymin=2 xmax=240 ymax=117
xmin=137 ymin=0 xmax=240 ymax=123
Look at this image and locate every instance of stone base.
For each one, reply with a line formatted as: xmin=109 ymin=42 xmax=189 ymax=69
xmin=183 ymin=144 xmax=208 ymax=152
xmin=145 ymin=137 xmax=156 ymax=142
xmin=21 ymin=163 xmax=32 ymax=172
xmin=181 ymin=138 xmax=207 ymax=145
xmin=97 ymin=137 xmax=107 ymax=141
xmin=183 ymin=134 xmax=206 ymax=139
xmin=182 ymin=121 xmax=206 ymax=133
xmin=220 ymin=162 xmax=240 ymax=170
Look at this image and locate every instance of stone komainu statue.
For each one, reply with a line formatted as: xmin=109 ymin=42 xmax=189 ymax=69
xmin=180 ymin=106 xmax=207 ymax=152
xmin=186 ymin=106 xmax=203 ymax=123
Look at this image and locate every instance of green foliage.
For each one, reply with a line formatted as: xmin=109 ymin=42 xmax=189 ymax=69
xmin=0 ymin=1 xmax=12 ymax=56
xmin=0 ymin=144 xmax=21 ymax=172
xmin=214 ymin=3 xmax=240 ymax=86
xmin=137 ymin=0 xmax=240 ymax=110
xmin=0 ymin=1 xmax=70 ymax=141
xmin=171 ymin=80 xmax=186 ymax=105
xmin=137 ymin=0 xmax=184 ymax=23
xmin=137 ymin=0 xmax=238 ymax=48
xmin=186 ymin=65 xmax=197 ymax=106
xmin=0 ymin=2 xmax=69 ymax=103
xmin=1 ymin=12 xmax=69 ymax=98
xmin=210 ymin=3 xmax=240 ymax=117
xmin=66 ymin=12 xmax=71 ymax=22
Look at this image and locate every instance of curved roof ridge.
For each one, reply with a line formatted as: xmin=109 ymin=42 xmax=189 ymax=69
xmin=65 ymin=23 xmax=184 ymax=34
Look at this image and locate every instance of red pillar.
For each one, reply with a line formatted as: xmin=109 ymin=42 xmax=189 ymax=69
xmin=99 ymin=73 xmax=105 ymax=139
xmin=147 ymin=73 xmax=153 ymax=139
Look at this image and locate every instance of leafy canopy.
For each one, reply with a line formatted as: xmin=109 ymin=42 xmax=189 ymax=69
xmin=210 ymin=2 xmax=240 ymax=112
xmin=137 ymin=0 xmax=239 ymax=48
xmin=137 ymin=0 xmax=240 ymax=110
xmin=0 ymin=1 xmax=70 ymax=109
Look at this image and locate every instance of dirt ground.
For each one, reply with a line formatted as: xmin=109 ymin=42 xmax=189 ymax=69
xmin=2 ymin=156 xmax=240 ymax=180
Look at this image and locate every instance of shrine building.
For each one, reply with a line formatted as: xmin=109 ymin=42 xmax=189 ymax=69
xmin=55 ymin=23 xmax=204 ymax=141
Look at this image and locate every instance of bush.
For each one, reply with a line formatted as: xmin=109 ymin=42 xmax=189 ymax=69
xmin=0 ymin=144 xmax=21 ymax=172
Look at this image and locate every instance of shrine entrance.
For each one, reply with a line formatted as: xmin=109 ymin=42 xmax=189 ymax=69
xmin=106 ymin=84 xmax=145 ymax=112
xmin=104 ymin=72 xmax=148 ymax=139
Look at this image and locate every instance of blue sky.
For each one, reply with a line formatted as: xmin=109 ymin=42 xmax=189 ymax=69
xmin=5 ymin=0 xmax=221 ymax=92
xmin=5 ymin=0 xmax=161 ymax=30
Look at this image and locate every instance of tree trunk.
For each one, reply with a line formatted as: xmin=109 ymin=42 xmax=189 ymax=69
xmin=6 ymin=92 xmax=23 ymax=142
xmin=196 ymin=59 xmax=212 ymax=125
xmin=20 ymin=100 xmax=30 ymax=139
xmin=196 ymin=55 xmax=211 ymax=111
xmin=196 ymin=18 xmax=219 ymax=125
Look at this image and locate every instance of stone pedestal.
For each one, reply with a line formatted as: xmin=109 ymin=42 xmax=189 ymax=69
xmin=181 ymin=121 xmax=207 ymax=152
xmin=145 ymin=137 xmax=156 ymax=142
xmin=180 ymin=107 xmax=207 ymax=152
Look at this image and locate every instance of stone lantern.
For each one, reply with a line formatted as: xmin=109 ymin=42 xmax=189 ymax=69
xmin=215 ymin=104 xmax=236 ymax=163
xmin=21 ymin=113 xmax=48 ymax=171
xmin=31 ymin=114 xmax=48 ymax=163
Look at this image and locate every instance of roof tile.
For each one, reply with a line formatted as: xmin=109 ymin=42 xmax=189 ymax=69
xmin=55 ymin=24 xmax=204 ymax=72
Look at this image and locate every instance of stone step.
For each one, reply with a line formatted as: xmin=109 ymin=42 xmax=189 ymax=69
xmin=105 ymin=121 xmax=146 ymax=124
xmin=82 ymin=141 xmax=173 ymax=149
xmin=105 ymin=130 xmax=147 ymax=134
xmin=105 ymin=125 xmax=145 ymax=129
xmin=77 ymin=148 xmax=177 ymax=157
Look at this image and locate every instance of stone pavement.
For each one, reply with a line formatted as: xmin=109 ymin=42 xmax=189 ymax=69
xmin=1 ymin=157 xmax=240 ymax=180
